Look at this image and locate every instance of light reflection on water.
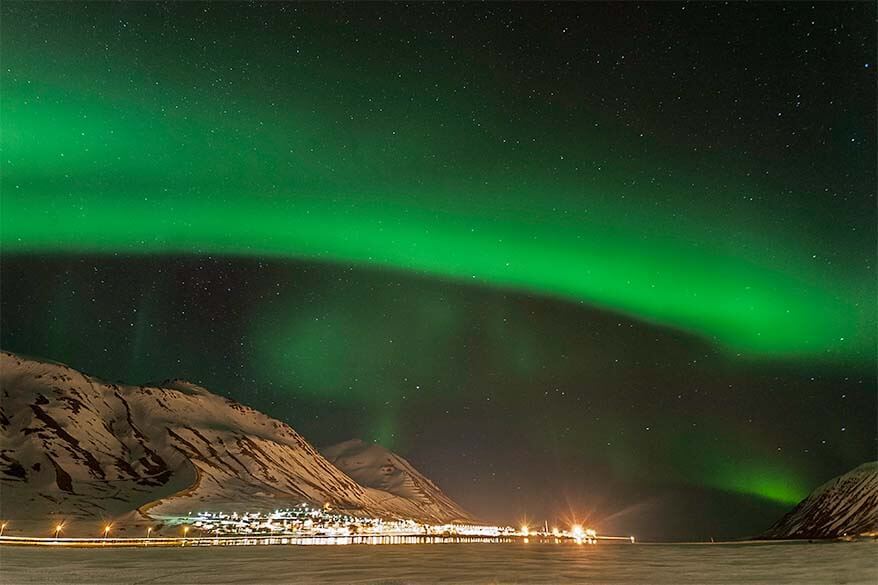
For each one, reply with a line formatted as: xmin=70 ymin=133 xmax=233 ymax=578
xmin=195 ymin=535 xmax=535 ymax=546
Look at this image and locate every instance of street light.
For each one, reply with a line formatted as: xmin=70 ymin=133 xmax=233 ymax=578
xmin=103 ymin=524 xmax=112 ymax=540
xmin=147 ymin=527 xmax=152 ymax=539
xmin=54 ymin=523 xmax=64 ymax=539
xmin=0 ymin=522 xmax=7 ymax=537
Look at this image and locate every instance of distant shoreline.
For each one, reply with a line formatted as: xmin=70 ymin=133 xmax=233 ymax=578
xmin=2 ymin=534 xmax=873 ymax=549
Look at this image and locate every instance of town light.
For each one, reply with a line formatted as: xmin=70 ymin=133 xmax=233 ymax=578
xmin=0 ymin=509 xmax=632 ymax=546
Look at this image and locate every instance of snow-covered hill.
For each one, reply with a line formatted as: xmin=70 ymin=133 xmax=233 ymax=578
xmin=761 ymin=462 xmax=878 ymax=539
xmin=0 ymin=351 xmax=470 ymax=535
xmin=322 ymin=439 xmax=472 ymax=523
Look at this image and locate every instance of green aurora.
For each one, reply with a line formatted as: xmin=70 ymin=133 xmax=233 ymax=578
xmin=2 ymin=52 xmax=874 ymax=362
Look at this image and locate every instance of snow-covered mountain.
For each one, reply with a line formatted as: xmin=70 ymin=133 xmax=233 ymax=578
xmin=761 ymin=462 xmax=878 ymax=539
xmin=322 ymin=439 xmax=471 ymax=523
xmin=0 ymin=351 xmax=470 ymax=535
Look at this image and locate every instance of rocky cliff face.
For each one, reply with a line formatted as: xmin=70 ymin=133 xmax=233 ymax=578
xmin=0 ymin=351 xmax=470 ymax=535
xmin=761 ymin=462 xmax=878 ymax=539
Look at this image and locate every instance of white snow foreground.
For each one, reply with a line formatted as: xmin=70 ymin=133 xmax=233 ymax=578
xmin=0 ymin=351 xmax=472 ymax=536
xmin=762 ymin=462 xmax=877 ymax=539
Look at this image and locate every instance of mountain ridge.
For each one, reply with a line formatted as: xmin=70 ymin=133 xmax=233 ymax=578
xmin=761 ymin=462 xmax=878 ymax=539
xmin=322 ymin=438 xmax=471 ymax=521
xmin=0 ymin=351 xmax=472 ymax=536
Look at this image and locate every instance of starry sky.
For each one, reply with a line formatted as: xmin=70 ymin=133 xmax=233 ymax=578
xmin=1 ymin=2 xmax=875 ymax=541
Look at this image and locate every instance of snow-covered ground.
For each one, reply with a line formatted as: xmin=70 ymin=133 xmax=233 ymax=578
xmin=1 ymin=541 xmax=875 ymax=584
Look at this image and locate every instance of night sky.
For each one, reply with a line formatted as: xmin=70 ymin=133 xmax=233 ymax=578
xmin=1 ymin=2 xmax=875 ymax=541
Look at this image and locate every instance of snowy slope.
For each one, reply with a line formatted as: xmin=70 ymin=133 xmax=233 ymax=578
xmin=761 ymin=462 xmax=878 ymax=539
xmin=0 ymin=351 xmax=470 ymax=535
xmin=322 ymin=439 xmax=472 ymax=523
